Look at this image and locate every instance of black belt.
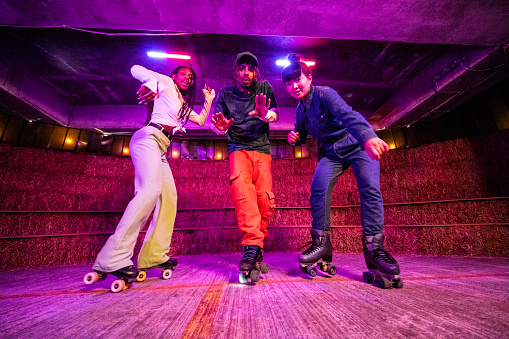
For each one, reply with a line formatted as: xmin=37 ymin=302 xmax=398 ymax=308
xmin=148 ymin=122 xmax=172 ymax=140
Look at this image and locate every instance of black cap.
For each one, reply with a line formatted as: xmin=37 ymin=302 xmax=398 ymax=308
xmin=235 ymin=51 xmax=258 ymax=67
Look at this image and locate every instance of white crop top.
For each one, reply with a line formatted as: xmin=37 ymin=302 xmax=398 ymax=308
xmin=131 ymin=65 xmax=213 ymax=134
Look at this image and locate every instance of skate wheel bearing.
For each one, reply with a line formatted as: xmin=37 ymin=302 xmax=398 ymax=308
xmin=162 ymin=269 xmax=173 ymax=280
xmin=111 ymin=279 xmax=126 ymax=293
xmin=136 ymin=270 xmax=147 ymax=282
xmin=84 ymin=272 xmax=99 ymax=285
xmin=307 ymin=266 xmax=317 ymax=277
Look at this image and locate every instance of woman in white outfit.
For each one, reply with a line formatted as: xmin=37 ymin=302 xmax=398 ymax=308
xmin=84 ymin=65 xmax=215 ymax=290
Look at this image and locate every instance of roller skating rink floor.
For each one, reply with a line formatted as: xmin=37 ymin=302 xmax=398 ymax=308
xmin=1 ymin=253 xmax=509 ymax=338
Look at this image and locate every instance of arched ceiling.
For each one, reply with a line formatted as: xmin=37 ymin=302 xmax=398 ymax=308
xmin=1 ymin=0 xmax=508 ymax=135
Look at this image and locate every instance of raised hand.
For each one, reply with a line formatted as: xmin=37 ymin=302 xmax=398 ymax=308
xmin=136 ymin=84 xmax=157 ymax=105
xmin=248 ymin=93 xmax=271 ymax=118
xmin=203 ymin=84 xmax=215 ymax=101
xmin=288 ymin=131 xmax=299 ymax=145
xmin=364 ymin=137 xmax=389 ymax=161
xmin=211 ymin=112 xmax=234 ymax=131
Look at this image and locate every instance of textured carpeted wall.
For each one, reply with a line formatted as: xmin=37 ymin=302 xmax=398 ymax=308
xmin=1 ymin=130 xmax=508 ymax=269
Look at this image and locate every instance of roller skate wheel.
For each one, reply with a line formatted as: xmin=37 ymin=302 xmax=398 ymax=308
xmin=327 ymin=265 xmax=337 ymax=276
xmin=162 ymin=269 xmax=173 ymax=280
xmin=136 ymin=270 xmax=147 ymax=282
xmin=111 ymin=279 xmax=126 ymax=293
xmin=300 ymin=265 xmax=307 ymax=273
xmin=307 ymin=266 xmax=317 ymax=277
xmin=250 ymin=270 xmax=260 ymax=283
xmin=363 ymin=271 xmax=374 ymax=283
xmin=393 ymin=279 xmax=403 ymax=289
xmin=84 ymin=272 xmax=99 ymax=285
xmin=260 ymin=263 xmax=269 ymax=274
xmin=320 ymin=263 xmax=327 ymax=272
xmin=376 ymin=276 xmax=391 ymax=289
xmin=239 ymin=272 xmax=248 ymax=284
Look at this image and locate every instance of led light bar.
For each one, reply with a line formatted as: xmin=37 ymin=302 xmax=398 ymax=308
xmin=276 ymin=59 xmax=316 ymax=67
xmin=147 ymin=51 xmax=191 ymax=60
xmin=276 ymin=60 xmax=291 ymax=67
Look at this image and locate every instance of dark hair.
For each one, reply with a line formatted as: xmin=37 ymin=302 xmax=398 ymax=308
xmin=144 ymin=65 xmax=197 ymax=126
xmin=231 ymin=64 xmax=263 ymax=86
xmin=281 ymin=53 xmax=311 ymax=84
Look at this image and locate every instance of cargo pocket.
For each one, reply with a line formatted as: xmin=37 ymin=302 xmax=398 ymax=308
xmin=230 ymin=171 xmax=246 ymax=203
xmin=260 ymin=190 xmax=275 ymax=217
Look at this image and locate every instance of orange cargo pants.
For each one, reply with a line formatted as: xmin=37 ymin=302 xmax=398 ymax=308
xmin=229 ymin=150 xmax=275 ymax=248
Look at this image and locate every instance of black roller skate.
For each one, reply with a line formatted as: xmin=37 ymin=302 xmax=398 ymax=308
xmin=362 ymin=233 xmax=403 ymax=289
xmin=298 ymin=229 xmax=337 ymax=277
xmin=83 ymin=265 xmax=138 ymax=293
xmin=136 ymin=258 xmax=178 ymax=282
xmin=239 ymin=245 xmax=269 ymax=283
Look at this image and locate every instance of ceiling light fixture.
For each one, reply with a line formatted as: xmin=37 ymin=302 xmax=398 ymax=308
xmin=276 ymin=59 xmax=316 ymax=67
xmin=147 ymin=51 xmax=191 ymax=60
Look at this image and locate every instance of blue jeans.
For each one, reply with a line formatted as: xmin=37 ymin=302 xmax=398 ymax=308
xmin=310 ymin=134 xmax=384 ymax=236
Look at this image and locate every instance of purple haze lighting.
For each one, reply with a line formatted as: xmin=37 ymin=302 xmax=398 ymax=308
xmin=147 ymin=51 xmax=191 ymax=60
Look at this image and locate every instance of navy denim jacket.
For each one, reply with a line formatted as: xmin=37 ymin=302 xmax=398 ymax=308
xmin=293 ymin=85 xmax=377 ymax=149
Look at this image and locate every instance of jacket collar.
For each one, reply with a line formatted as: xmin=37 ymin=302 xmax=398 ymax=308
xmin=300 ymin=85 xmax=315 ymax=110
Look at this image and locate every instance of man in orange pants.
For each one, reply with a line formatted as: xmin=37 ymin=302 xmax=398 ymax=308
xmin=211 ymin=52 xmax=279 ymax=281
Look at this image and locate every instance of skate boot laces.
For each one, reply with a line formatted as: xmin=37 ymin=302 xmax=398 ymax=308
xmin=372 ymin=248 xmax=398 ymax=264
xmin=297 ymin=241 xmax=312 ymax=252
xmin=298 ymin=241 xmax=323 ymax=256
xmin=298 ymin=231 xmax=328 ymax=255
xmin=242 ymin=245 xmax=259 ymax=262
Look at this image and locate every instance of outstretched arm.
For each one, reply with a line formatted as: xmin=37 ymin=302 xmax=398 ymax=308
xmin=136 ymin=84 xmax=157 ymax=105
xmin=131 ymin=65 xmax=172 ymax=104
xmin=211 ymin=112 xmax=234 ymax=135
xmin=248 ymin=93 xmax=279 ymax=123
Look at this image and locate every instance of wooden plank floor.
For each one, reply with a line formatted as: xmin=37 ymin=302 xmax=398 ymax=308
xmin=1 ymin=253 xmax=509 ymax=338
